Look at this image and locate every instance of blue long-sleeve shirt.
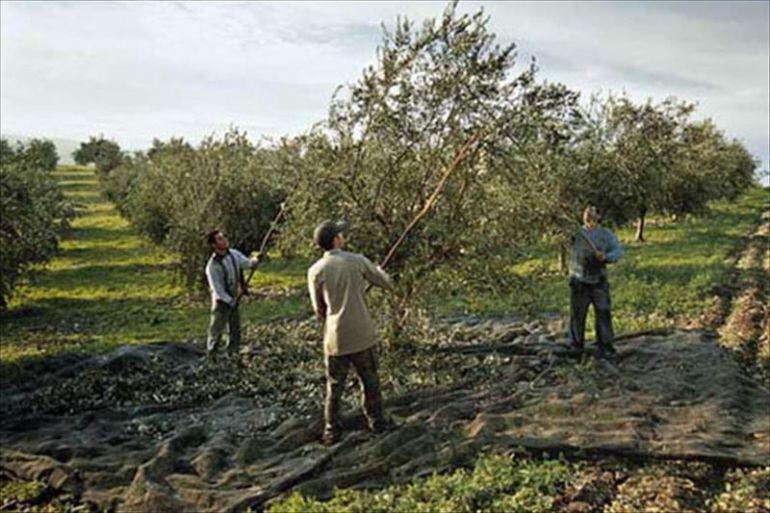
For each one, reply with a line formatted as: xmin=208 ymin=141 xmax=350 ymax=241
xmin=570 ymin=226 xmax=623 ymax=284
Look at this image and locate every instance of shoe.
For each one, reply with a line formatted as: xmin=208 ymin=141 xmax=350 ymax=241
xmin=565 ymin=340 xmax=584 ymax=356
xmin=321 ymin=430 xmax=341 ymax=446
xmin=596 ymin=344 xmax=617 ymax=359
xmin=369 ymin=417 xmax=398 ymax=434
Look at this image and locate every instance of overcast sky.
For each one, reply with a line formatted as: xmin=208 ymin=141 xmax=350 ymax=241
xmin=1 ymin=1 xmax=768 ymax=172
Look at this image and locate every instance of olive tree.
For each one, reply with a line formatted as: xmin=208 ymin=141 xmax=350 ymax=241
xmin=603 ymin=96 xmax=696 ymax=241
xmin=105 ymin=131 xmax=284 ymax=291
xmin=74 ymin=136 xmax=124 ymax=175
xmin=0 ymin=139 xmax=58 ymax=172
xmin=283 ymin=4 xmax=574 ymax=338
xmin=0 ymin=139 xmax=73 ymax=309
xmin=24 ymin=139 xmax=59 ymax=172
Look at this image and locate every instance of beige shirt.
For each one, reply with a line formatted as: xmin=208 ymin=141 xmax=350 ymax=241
xmin=307 ymin=249 xmax=394 ymax=356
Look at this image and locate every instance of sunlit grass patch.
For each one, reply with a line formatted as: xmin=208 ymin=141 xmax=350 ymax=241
xmin=0 ymin=166 xmax=310 ymax=362
xmin=433 ymin=187 xmax=767 ymax=337
xmin=268 ymin=454 xmax=577 ymax=513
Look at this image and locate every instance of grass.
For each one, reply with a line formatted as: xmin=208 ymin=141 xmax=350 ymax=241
xmin=0 ymin=166 xmax=308 ymax=362
xmin=1 ymin=166 xmax=767 ymax=512
xmin=267 ymin=454 xmax=576 ymax=513
xmin=433 ymin=186 xmax=768 ymax=335
xmin=1 ymin=165 xmax=766 ymax=363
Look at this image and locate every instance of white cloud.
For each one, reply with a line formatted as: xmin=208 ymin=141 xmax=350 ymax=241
xmin=1 ymin=1 xmax=768 ymax=172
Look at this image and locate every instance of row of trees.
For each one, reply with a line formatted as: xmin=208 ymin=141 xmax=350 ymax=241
xmin=73 ymin=135 xmax=124 ymax=175
xmin=0 ymin=138 xmax=59 ymax=173
xmin=0 ymin=139 xmax=73 ymax=310
xmin=98 ymin=4 xmax=758 ymax=331
xmin=103 ymin=134 xmax=284 ymax=290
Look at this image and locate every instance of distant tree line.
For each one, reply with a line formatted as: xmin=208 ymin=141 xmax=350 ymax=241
xmin=0 ymin=139 xmax=73 ymax=310
xmin=94 ymin=4 xmax=758 ymax=331
xmin=73 ymin=135 xmax=125 ymax=175
xmin=102 ymin=134 xmax=284 ymax=291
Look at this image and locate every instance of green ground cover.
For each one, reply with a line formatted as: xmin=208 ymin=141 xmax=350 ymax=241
xmin=0 ymin=166 xmax=307 ymax=361
xmin=437 ymin=187 xmax=767 ymax=335
xmin=1 ymin=165 xmax=766 ymax=363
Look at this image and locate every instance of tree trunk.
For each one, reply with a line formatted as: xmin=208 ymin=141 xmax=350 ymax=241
xmin=635 ymin=209 xmax=647 ymax=242
xmin=558 ymin=242 xmax=569 ymax=274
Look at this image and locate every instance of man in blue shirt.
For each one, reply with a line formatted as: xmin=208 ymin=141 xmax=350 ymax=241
xmin=568 ymin=206 xmax=624 ymax=357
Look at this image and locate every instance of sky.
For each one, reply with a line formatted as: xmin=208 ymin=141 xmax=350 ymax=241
xmin=1 ymin=1 xmax=768 ymax=174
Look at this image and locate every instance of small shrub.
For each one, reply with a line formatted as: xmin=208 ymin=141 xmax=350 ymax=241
xmin=709 ymin=467 xmax=770 ymax=513
xmin=268 ymin=454 xmax=576 ymax=513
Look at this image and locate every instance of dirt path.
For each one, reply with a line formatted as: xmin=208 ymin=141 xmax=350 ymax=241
xmin=718 ymin=209 xmax=770 ymax=379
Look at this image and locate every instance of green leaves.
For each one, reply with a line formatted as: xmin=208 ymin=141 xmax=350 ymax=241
xmin=268 ymin=455 xmax=576 ymax=513
xmin=73 ymin=135 xmax=124 ymax=175
xmin=103 ymin=130 xmax=285 ymax=291
xmin=0 ymin=139 xmax=73 ymax=309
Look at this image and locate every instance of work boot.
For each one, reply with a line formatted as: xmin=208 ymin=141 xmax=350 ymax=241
xmin=321 ymin=429 xmax=341 ymax=446
xmin=565 ymin=339 xmax=584 ymax=357
xmin=596 ymin=344 xmax=617 ymax=359
xmin=368 ymin=416 xmax=398 ymax=434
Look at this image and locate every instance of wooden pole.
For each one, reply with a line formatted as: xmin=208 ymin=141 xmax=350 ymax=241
xmin=236 ymin=201 xmax=288 ymax=305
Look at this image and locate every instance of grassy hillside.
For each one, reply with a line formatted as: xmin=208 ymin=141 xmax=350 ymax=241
xmin=0 ymin=165 xmax=767 ymax=363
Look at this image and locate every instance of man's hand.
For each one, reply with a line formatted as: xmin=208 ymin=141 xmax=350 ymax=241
xmin=595 ymin=251 xmax=607 ymax=263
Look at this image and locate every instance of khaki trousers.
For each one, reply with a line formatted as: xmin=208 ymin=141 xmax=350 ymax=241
xmin=207 ymin=300 xmax=241 ymax=354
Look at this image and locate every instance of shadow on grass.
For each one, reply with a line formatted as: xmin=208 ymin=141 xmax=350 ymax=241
xmin=58 ymin=226 xmax=142 ymax=244
xmin=50 ymin=245 xmax=166 ymax=263
xmin=0 ymin=294 xmax=308 ymax=387
xmin=26 ymin=261 xmax=177 ymax=287
xmin=1 ymin=295 xmax=182 ymax=332
xmin=1 ymin=293 xmax=306 ymax=346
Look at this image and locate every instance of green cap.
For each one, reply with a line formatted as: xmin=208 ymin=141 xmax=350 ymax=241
xmin=314 ymin=219 xmax=349 ymax=250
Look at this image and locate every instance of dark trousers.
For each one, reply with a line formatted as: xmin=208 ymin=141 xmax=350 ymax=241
xmin=324 ymin=346 xmax=385 ymax=436
xmin=568 ymin=278 xmax=615 ymax=349
xmin=207 ymin=300 xmax=241 ymax=354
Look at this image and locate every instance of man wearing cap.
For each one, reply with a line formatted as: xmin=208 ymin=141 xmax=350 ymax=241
xmin=568 ymin=206 xmax=624 ymax=358
xmin=307 ymin=219 xmax=395 ymax=445
xmin=205 ymin=229 xmax=260 ymax=359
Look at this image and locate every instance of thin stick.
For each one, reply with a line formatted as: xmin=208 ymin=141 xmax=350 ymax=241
xmin=576 ymin=227 xmax=601 ymax=256
xmin=378 ymin=132 xmax=481 ymax=271
xmin=236 ymin=202 xmax=288 ymax=304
